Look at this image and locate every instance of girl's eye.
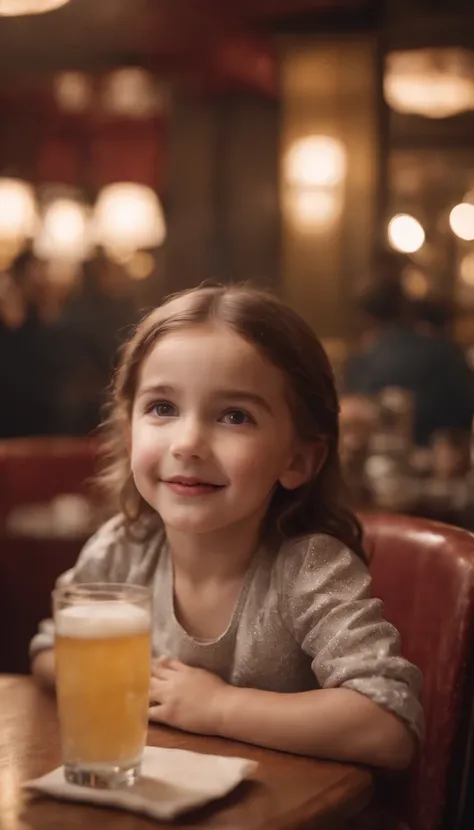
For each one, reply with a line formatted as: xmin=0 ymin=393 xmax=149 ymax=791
xmin=150 ymin=402 xmax=178 ymax=418
xmin=220 ymin=409 xmax=255 ymax=426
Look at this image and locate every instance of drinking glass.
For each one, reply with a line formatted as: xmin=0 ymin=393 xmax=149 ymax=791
xmin=53 ymin=583 xmax=151 ymax=788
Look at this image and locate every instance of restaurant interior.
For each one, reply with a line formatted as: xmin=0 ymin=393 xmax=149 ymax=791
xmin=1 ymin=1 xmax=474 ymax=829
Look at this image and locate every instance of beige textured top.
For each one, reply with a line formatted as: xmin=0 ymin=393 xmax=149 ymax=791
xmin=31 ymin=515 xmax=423 ymax=739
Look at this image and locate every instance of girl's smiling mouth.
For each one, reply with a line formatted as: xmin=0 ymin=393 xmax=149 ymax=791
xmin=162 ymin=476 xmax=225 ymax=497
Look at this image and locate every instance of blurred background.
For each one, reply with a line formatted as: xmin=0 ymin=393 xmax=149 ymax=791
xmin=4 ymin=12 xmax=474 ymax=829
xmin=1 ymin=0 xmax=474 ymax=437
xmin=3 ymin=0 xmax=474 ymax=662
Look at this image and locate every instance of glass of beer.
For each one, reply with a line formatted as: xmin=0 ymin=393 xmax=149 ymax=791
xmin=53 ymin=583 xmax=152 ymax=789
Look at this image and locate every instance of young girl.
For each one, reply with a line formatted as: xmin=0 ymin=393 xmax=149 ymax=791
xmin=31 ymin=284 xmax=423 ymax=768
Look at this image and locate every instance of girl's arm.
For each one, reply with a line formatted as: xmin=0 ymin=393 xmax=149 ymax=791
xmin=31 ymin=649 xmax=56 ymax=691
xmin=276 ymin=536 xmax=423 ymax=763
xmin=150 ymin=536 xmax=422 ymax=769
xmin=149 ymin=658 xmax=415 ymax=770
xmin=216 ymin=684 xmax=415 ymax=769
xmin=30 ymin=514 xmax=152 ymax=685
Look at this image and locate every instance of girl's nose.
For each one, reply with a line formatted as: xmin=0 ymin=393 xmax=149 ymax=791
xmin=170 ymin=418 xmax=209 ymax=461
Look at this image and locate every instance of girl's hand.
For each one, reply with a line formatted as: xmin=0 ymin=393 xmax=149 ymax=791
xmin=149 ymin=656 xmax=229 ymax=735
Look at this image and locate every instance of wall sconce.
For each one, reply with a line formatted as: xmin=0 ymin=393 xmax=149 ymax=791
xmin=54 ymin=73 xmax=92 ymax=114
xmin=0 ymin=0 xmax=70 ymax=15
xmin=34 ymin=197 xmax=93 ymax=265
xmin=93 ymin=182 xmax=166 ymax=261
xmin=0 ymin=177 xmax=37 ymax=268
xmin=283 ymin=135 xmax=347 ymax=231
xmin=101 ymin=69 xmax=165 ymax=119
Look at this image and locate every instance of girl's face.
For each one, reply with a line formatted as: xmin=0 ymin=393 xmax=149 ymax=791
xmin=130 ymin=323 xmax=314 ymax=538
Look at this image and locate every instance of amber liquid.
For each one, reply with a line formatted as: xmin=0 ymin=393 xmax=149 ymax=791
xmin=55 ymin=630 xmax=151 ymax=765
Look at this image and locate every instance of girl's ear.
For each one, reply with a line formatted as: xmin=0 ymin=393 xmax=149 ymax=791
xmin=279 ymin=439 xmax=328 ymax=491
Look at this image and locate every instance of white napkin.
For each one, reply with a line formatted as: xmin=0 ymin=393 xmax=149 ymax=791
xmin=24 ymin=746 xmax=258 ymax=820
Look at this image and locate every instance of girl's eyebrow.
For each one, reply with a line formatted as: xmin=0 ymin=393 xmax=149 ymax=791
xmin=215 ymin=389 xmax=274 ymax=415
xmin=137 ymin=384 xmax=274 ymax=415
xmin=137 ymin=383 xmax=173 ymax=400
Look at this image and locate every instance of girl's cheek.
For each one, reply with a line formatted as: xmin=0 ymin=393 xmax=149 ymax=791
xmin=131 ymin=435 xmax=162 ymax=469
xmin=227 ymin=447 xmax=272 ymax=477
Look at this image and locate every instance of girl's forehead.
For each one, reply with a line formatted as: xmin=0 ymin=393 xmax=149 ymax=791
xmin=146 ymin=323 xmax=255 ymax=363
xmin=137 ymin=323 xmax=286 ymax=392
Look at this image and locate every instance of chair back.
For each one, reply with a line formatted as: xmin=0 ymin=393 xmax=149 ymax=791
xmin=362 ymin=513 xmax=474 ymax=830
xmin=0 ymin=436 xmax=100 ymax=520
xmin=0 ymin=436 xmax=102 ymax=672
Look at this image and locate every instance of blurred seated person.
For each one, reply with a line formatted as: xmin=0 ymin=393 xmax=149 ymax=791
xmin=0 ymin=250 xmax=57 ymax=438
xmin=343 ymin=264 xmax=474 ymax=446
xmin=51 ymin=254 xmax=140 ymax=435
xmin=411 ymin=295 xmax=452 ymax=337
xmin=339 ymin=394 xmax=378 ymax=461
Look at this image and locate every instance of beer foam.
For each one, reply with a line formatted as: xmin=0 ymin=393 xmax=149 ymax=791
xmin=56 ymin=602 xmax=150 ymax=638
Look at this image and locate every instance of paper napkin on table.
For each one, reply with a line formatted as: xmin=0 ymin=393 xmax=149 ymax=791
xmin=24 ymin=745 xmax=257 ymax=820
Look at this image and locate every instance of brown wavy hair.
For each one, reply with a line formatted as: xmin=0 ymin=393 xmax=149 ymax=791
xmin=98 ymin=284 xmax=365 ymax=559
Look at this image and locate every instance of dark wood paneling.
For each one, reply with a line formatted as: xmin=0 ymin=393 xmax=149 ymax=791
xmin=163 ymin=97 xmax=220 ymax=293
xmin=279 ymin=35 xmax=382 ymax=339
xmin=215 ymin=94 xmax=280 ymax=287
xmin=0 ymin=0 xmax=374 ymax=81
xmin=163 ymin=92 xmax=280 ymax=294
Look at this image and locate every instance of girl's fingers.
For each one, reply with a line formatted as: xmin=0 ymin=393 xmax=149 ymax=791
xmin=154 ymin=655 xmax=182 ymax=671
xmin=149 ymin=677 xmax=163 ymax=700
xmin=148 ymin=704 xmax=169 ymax=724
xmin=150 ymin=667 xmax=170 ymax=681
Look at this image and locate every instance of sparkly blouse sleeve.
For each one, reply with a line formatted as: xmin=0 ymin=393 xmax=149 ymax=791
xmin=29 ymin=514 xmax=160 ymax=658
xmin=278 ymin=534 xmax=424 ymax=740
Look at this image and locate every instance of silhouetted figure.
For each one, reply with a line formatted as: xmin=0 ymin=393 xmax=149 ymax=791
xmin=344 ymin=277 xmax=474 ymax=446
xmin=51 ymin=256 xmax=140 ymax=434
xmin=0 ymin=251 xmax=56 ymax=438
xmin=410 ymin=296 xmax=453 ymax=337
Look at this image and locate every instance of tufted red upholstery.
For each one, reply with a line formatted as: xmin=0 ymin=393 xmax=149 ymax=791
xmin=361 ymin=513 xmax=474 ymax=830
xmin=0 ymin=436 xmax=101 ymax=522
xmin=0 ymin=436 xmax=103 ymax=673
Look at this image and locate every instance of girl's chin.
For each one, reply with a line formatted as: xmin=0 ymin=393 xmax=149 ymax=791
xmin=159 ymin=510 xmax=225 ymax=534
xmin=163 ymin=521 xmax=224 ymax=535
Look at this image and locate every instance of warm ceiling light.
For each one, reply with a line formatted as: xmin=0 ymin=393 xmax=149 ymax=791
xmin=0 ymin=0 xmax=70 ymax=15
xmin=0 ymin=177 xmax=37 ymax=239
xmin=0 ymin=178 xmax=37 ymax=265
xmin=101 ymin=69 xmax=164 ymax=119
xmin=285 ymin=136 xmax=346 ymax=188
xmin=126 ymin=251 xmax=156 ymax=280
xmin=54 ymin=72 xmax=92 ymax=113
xmin=0 ymin=178 xmax=37 ymax=271
xmin=93 ymin=183 xmax=166 ymax=258
xmin=449 ymin=203 xmax=474 ymax=241
xmin=34 ymin=198 xmax=92 ymax=263
xmin=388 ymin=214 xmax=425 ymax=253
xmin=284 ymin=136 xmax=346 ymax=231
xmin=287 ymin=190 xmax=342 ymax=231
xmin=384 ymin=48 xmax=474 ymax=118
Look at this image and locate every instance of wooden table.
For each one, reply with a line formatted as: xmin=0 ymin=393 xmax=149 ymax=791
xmin=0 ymin=676 xmax=373 ymax=830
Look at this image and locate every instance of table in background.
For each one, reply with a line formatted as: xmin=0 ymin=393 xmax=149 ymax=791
xmin=0 ymin=676 xmax=373 ymax=830
xmin=0 ymin=535 xmax=86 ymax=673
